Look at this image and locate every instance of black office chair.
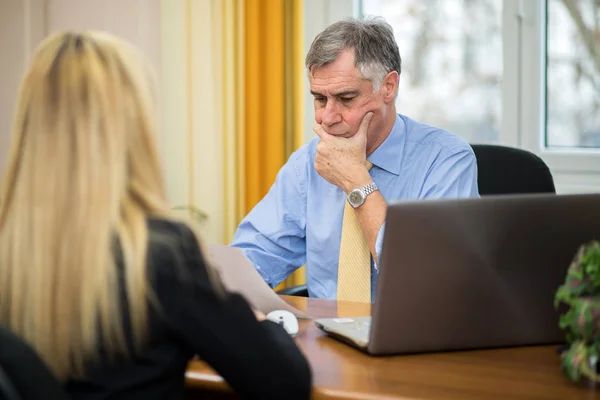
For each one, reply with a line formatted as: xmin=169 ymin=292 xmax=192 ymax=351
xmin=470 ymin=144 xmax=556 ymax=195
xmin=0 ymin=326 xmax=69 ymax=400
xmin=277 ymin=284 xmax=309 ymax=297
xmin=276 ymin=144 xmax=556 ymax=297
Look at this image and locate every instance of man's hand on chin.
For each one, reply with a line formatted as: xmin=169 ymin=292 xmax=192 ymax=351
xmin=314 ymin=112 xmax=374 ymax=193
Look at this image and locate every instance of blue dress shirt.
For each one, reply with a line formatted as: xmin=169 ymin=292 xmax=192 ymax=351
xmin=231 ymin=114 xmax=479 ymax=301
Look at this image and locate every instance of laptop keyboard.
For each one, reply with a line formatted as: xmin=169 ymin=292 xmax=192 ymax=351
xmin=332 ymin=318 xmax=371 ymax=342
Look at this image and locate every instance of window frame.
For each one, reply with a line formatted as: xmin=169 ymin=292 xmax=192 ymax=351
xmin=519 ymin=0 xmax=600 ymax=188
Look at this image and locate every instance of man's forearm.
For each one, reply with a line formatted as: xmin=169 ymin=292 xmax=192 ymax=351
xmin=354 ymin=192 xmax=387 ymax=264
xmin=340 ymin=168 xmax=387 ymax=264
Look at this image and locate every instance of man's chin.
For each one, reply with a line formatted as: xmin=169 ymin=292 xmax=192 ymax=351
xmin=325 ymin=131 xmax=353 ymax=138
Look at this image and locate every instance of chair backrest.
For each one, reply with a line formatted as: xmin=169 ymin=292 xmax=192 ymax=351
xmin=470 ymin=144 xmax=556 ymax=195
xmin=0 ymin=327 xmax=69 ymax=400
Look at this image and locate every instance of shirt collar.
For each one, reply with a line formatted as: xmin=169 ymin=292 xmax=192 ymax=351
xmin=367 ymin=114 xmax=404 ymax=176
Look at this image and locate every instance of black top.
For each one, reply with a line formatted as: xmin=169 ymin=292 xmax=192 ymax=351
xmin=65 ymin=218 xmax=311 ymax=399
xmin=0 ymin=326 xmax=69 ymax=400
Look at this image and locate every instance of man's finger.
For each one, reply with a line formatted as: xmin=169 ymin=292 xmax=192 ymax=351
xmin=313 ymin=123 xmax=328 ymax=140
xmin=355 ymin=112 xmax=374 ymax=138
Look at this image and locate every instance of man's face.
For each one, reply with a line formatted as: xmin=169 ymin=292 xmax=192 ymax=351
xmin=309 ymin=49 xmax=390 ymax=144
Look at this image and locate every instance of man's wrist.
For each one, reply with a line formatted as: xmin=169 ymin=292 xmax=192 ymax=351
xmin=342 ymin=167 xmax=373 ymax=194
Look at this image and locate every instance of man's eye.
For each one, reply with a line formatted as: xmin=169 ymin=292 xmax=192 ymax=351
xmin=340 ymin=97 xmax=354 ymax=103
xmin=315 ymin=97 xmax=326 ymax=103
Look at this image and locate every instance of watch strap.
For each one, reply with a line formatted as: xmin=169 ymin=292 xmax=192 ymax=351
xmin=360 ymin=182 xmax=378 ymax=197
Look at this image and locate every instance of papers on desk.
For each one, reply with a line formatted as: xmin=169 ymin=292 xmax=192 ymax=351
xmin=206 ymin=244 xmax=309 ymax=319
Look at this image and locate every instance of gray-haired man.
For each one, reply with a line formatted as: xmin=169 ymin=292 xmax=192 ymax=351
xmin=231 ymin=17 xmax=479 ymax=302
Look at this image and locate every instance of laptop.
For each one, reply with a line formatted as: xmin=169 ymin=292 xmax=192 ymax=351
xmin=315 ymin=193 xmax=600 ymax=355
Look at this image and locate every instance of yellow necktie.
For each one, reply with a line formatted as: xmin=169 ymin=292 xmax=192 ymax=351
xmin=337 ymin=161 xmax=373 ymax=303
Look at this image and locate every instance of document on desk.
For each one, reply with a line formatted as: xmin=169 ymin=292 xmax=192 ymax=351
xmin=206 ymin=244 xmax=309 ymax=319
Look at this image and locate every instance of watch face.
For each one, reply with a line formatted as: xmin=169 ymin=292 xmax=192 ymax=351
xmin=348 ymin=190 xmax=364 ymax=207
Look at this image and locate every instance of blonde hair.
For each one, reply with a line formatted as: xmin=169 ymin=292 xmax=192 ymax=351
xmin=0 ymin=31 xmax=214 ymax=380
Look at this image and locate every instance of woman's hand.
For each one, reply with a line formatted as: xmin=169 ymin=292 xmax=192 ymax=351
xmin=253 ymin=310 xmax=266 ymax=321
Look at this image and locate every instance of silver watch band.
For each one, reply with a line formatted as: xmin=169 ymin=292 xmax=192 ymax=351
xmin=360 ymin=182 xmax=378 ymax=197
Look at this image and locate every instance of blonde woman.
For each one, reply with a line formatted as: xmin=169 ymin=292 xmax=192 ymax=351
xmin=0 ymin=31 xmax=311 ymax=399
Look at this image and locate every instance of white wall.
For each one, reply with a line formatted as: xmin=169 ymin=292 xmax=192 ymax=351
xmin=0 ymin=0 xmax=44 ymax=179
xmin=0 ymin=0 xmax=161 ymax=179
xmin=159 ymin=0 xmax=226 ymax=243
xmin=0 ymin=0 xmax=226 ymax=243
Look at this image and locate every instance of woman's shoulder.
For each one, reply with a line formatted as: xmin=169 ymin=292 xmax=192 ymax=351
xmin=147 ymin=217 xmax=191 ymax=236
xmin=145 ymin=217 xmax=205 ymax=276
xmin=146 ymin=217 xmax=198 ymax=248
xmin=144 ymin=217 xmax=219 ymax=315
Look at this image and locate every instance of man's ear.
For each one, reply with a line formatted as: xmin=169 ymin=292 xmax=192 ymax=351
xmin=381 ymin=71 xmax=399 ymax=104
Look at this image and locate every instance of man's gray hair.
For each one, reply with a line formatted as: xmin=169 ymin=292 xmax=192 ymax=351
xmin=305 ymin=17 xmax=401 ymax=90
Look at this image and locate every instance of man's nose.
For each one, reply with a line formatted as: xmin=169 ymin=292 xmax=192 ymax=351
xmin=321 ymin=101 xmax=342 ymax=127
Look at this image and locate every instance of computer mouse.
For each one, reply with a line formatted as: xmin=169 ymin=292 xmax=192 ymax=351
xmin=266 ymin=310 xmax=299 ymax=337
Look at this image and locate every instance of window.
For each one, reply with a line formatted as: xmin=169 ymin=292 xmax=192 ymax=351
xmin=545 ymin=0 xmax=600 ymax=148
xmin=357 ymin=0 xmax=600 ymax=192
xmin=361 ymin=0 xmax=503 ymax=144
xmin=304 ymin=0 xmax=600 ymax=191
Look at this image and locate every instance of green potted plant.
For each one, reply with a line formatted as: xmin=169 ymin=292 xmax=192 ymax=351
xmin=554 ymin=240 xmax=600 ymax=382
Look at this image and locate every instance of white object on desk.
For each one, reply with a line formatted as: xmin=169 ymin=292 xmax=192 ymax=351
xmin=266 ymin=310 xmax=299 ymax=337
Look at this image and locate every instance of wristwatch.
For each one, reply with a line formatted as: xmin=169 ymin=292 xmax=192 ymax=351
xmin=347 ymin=182 xmax=379 ymax=208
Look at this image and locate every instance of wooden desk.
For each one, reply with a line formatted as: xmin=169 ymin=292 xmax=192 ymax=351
xmin=186 ymin=296 xmax=598 ymax=399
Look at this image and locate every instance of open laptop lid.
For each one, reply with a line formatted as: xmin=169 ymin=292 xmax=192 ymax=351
xmin=368 ymin=193 xmax=600 ymax=355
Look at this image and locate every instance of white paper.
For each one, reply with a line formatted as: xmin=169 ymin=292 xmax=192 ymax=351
xmin=206 ymin=244 xmax=310 ymax=319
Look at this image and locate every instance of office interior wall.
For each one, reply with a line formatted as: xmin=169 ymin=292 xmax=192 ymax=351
xmin=0 ymin=0 xmax=310 ymax=247
xmin=0 ymin=0 xmax=46 ymax=181
xmin=160 ymin=0 xmax=227 ymax=244
xmin=0 ymin=0 xmax=228 ymax=244
xmin=0 ymin=0 xmax=162 ymax=185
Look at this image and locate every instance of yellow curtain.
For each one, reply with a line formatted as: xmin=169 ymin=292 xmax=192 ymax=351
xmin=281 ymin=0 xmax=306 ymax=288
xmin=221 ymin=0 xmax=305 ymax=290
xmin=244 ymin=0 xmax=286 ymax=210
xmin=222 ymin=0 xmax=246 ymax=242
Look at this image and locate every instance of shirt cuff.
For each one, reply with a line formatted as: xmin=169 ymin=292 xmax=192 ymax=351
xmin=373 ymin=222 xmax=386 ymax=273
